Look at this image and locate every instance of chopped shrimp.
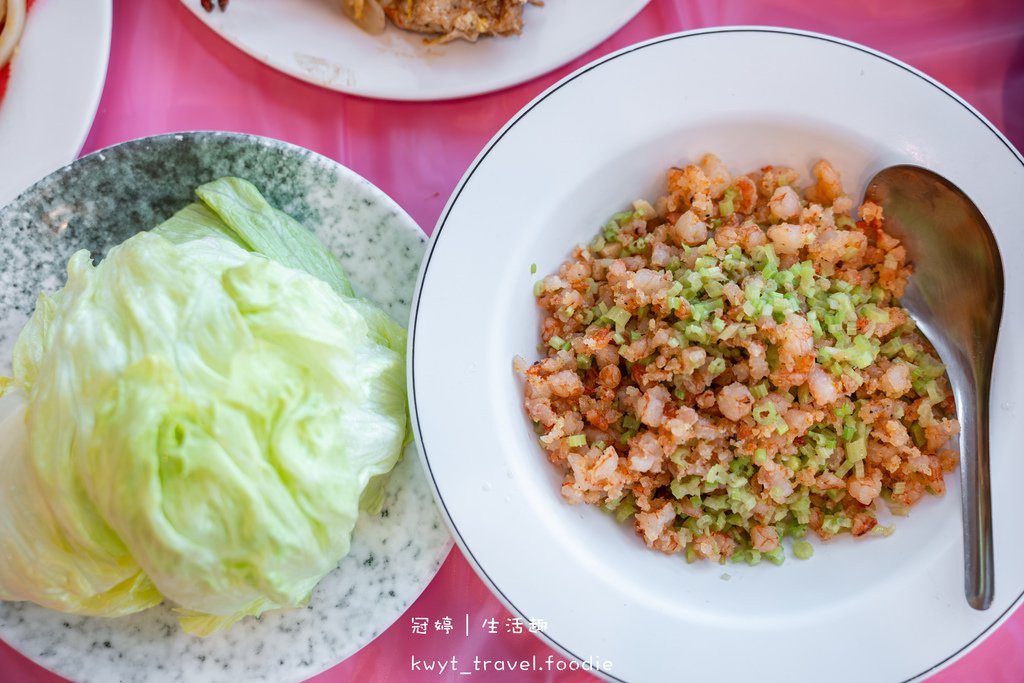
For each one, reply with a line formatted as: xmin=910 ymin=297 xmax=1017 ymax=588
xmin=878 ymin=363 xmax=911 ymax=398
xmin=668 ymin=164 xmax=709 ymax=199
xmin=692 ymin=532 xmax=735 ymax=561
xmin=808 ymin=364 xmax=841 ymax=406
xmin=671 ymin=210 xmax=709 ymax=246
xmin=759 ymin=166 xmax=800 ymax=196
xmin=832 ymin=195 xmax=854 ymax=215
xmin=598 ymin=364 xmax=621 ymax=389
xmin=722 ymin=282 xmax=744 ymax=307
xmin=757 ymin=459 xmax=794 ymax=503
xmin=767 ymin=222 xmax=814 ymax=255
xmin=567 ymin=446 xmax=625 ymax=498
xmin=783 ymin=407 xmax=816 ymax=436
xmin=737 ymin=220 xmax=768 ymax=251
xmin=769 ymin=185 xmax=801 ymax=220
xmin=806 ymin=159 xmax=843 ymax=204
xmin=732 ymin=176 xmax=759 ymax=214
xmin=635 ymin=501 xmax=676 ymax=547
xmin=925 ymin=418 xmax=960 ymax=452
xmin=638 ymin=385 xmax=671 ymax=427
xmin=776 ymin=313 xmax=814 ymax=367
xmin=628 ymin=432 xmax=664 ymax=473
xmin=650 ymin=241 xmax=680 ymax=267
xmin=810 ymin=229 xmax=867 ymax=263
xmin=859 ymin=200 xmax=884 ymax=227
xmin=741 ymin=340 xmax=770 ymax=381
xmin=848 ymin=470 xmax=882 ymax=505
xmin=851 ymin=512 xmax=878 ymax=537
xmin=668 ymin=164 xmax=714 ymax=219
xmin=547 ymin=370 xmax=584 ymax=398
xmin=699 ymin=153 xmax=732 ymax=199
xmin=525 ymin=153 xmax=959 ymax=565
xmin=750 ymin=525 xmax=780 ymax=552
xmin=718 ymin=382 xmax=754 ymax=421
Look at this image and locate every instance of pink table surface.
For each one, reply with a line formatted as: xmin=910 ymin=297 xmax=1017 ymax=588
xmin=2 ymin=0 xmax=1023 ymax=681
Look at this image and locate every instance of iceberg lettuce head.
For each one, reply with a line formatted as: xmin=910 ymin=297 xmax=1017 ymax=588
xmin=0 ymin=179 xmax=408 ymax=635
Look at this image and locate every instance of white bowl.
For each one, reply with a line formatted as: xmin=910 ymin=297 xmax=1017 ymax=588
xmin=409 ymin=28 xmax=1024 ymax=683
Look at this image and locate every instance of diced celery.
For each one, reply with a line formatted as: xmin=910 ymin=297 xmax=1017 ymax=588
xmin=752 ymin=402 xmax=777 ymax=425
xmin=704 ymin=495 xmax=730 ymax=511
xmin=604 ymin=305 xmax=631 ymax=332
xmin=671 ymin=476 xmax=701 ymax=498
xmin=704 ymin=280 xmax=724 ymax=299
xmin=684 ymin=324 xmax=708 ymax=344
xmin=615 ymin=497 xmax=636 ymax=523
xmin=548 ymin=335 xmax=569 ymax=351
xmin=862 ymin=305 xmax=890 ymax=323
xmin=792 ymin=540 xmax=814 ymax=560
xmin=704 ymin=464 xmax=729 ymax=485
xmin=764 ymin=547 xmax=785 ymax=565
xmin=718 ymin=323 xmax=741 ymax=340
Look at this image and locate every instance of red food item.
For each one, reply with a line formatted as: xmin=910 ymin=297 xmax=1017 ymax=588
xmin=0 ymin=0 xmax=37 ymax=107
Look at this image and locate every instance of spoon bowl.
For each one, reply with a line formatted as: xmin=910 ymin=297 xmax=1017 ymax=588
xmin=865 ymin=164 xmax=1004 ymax=610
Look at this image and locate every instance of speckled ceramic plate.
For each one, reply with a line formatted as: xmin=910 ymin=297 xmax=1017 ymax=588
xmin=179 ymin=0 xmax=650 ymax=101
xmin=0 ymin=131 xmax=451 ymax=683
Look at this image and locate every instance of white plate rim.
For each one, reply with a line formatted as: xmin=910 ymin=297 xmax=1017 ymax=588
xmin=177 ymin=0 xmax=651 ymax=101
xmin=0 ymin=0 xmax=112 ymax=206
xmin=408 ymin=26 xmax=1024 ymax=683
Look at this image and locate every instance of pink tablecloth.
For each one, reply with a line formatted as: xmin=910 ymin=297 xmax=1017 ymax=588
xmin=2 ymin=0 xmax=1023 ymax=681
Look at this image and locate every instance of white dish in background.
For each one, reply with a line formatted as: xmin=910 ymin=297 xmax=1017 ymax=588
xmin=0 ymin=0 xmax=111 ymax=207
xmin=410 ymin=28 xmax=1024 ymax=683
xmin=179 ymin=0 xmax=650 ymax=101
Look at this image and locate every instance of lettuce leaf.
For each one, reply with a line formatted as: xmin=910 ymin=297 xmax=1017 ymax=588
xmin=154 ymin=177 xmax=354 ymax=297
xmin=0 ymin=180 xmax=406 ymax=635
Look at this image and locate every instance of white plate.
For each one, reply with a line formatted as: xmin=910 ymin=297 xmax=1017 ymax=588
xmin=410 ymin=28 xmax=1024 ymax=683
xmin=179 ymin=0 xmax=650 ymax=101
xmin=0 ymin=0 xmax=111 ymax=207
xmin=0 ymin=132 xmax=451 ymax=683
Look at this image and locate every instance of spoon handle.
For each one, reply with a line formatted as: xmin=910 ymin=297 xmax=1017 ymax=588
xmin=963 ymin=367 xmax=994 ymax=610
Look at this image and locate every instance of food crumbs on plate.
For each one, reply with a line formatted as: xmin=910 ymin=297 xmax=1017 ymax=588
xmin=217 ymin=0 xmax=541 ymax=43
xmin=792 ymin=539 xmax=814 ymax=560
xmin=531 ymin=262 xmax=537 ymax=274
xmin=720 ymin=573 xmax=731 ymax=581
xmin=519 ymin=153 xmax=960 ymax=565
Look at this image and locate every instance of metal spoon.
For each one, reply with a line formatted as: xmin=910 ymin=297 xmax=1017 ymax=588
xmin=864 ymin=165 xmax=1003 ymax=611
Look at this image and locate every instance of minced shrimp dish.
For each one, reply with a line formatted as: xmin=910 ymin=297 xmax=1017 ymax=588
xmin=518 ymin=155 xmax=960 ymax=565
